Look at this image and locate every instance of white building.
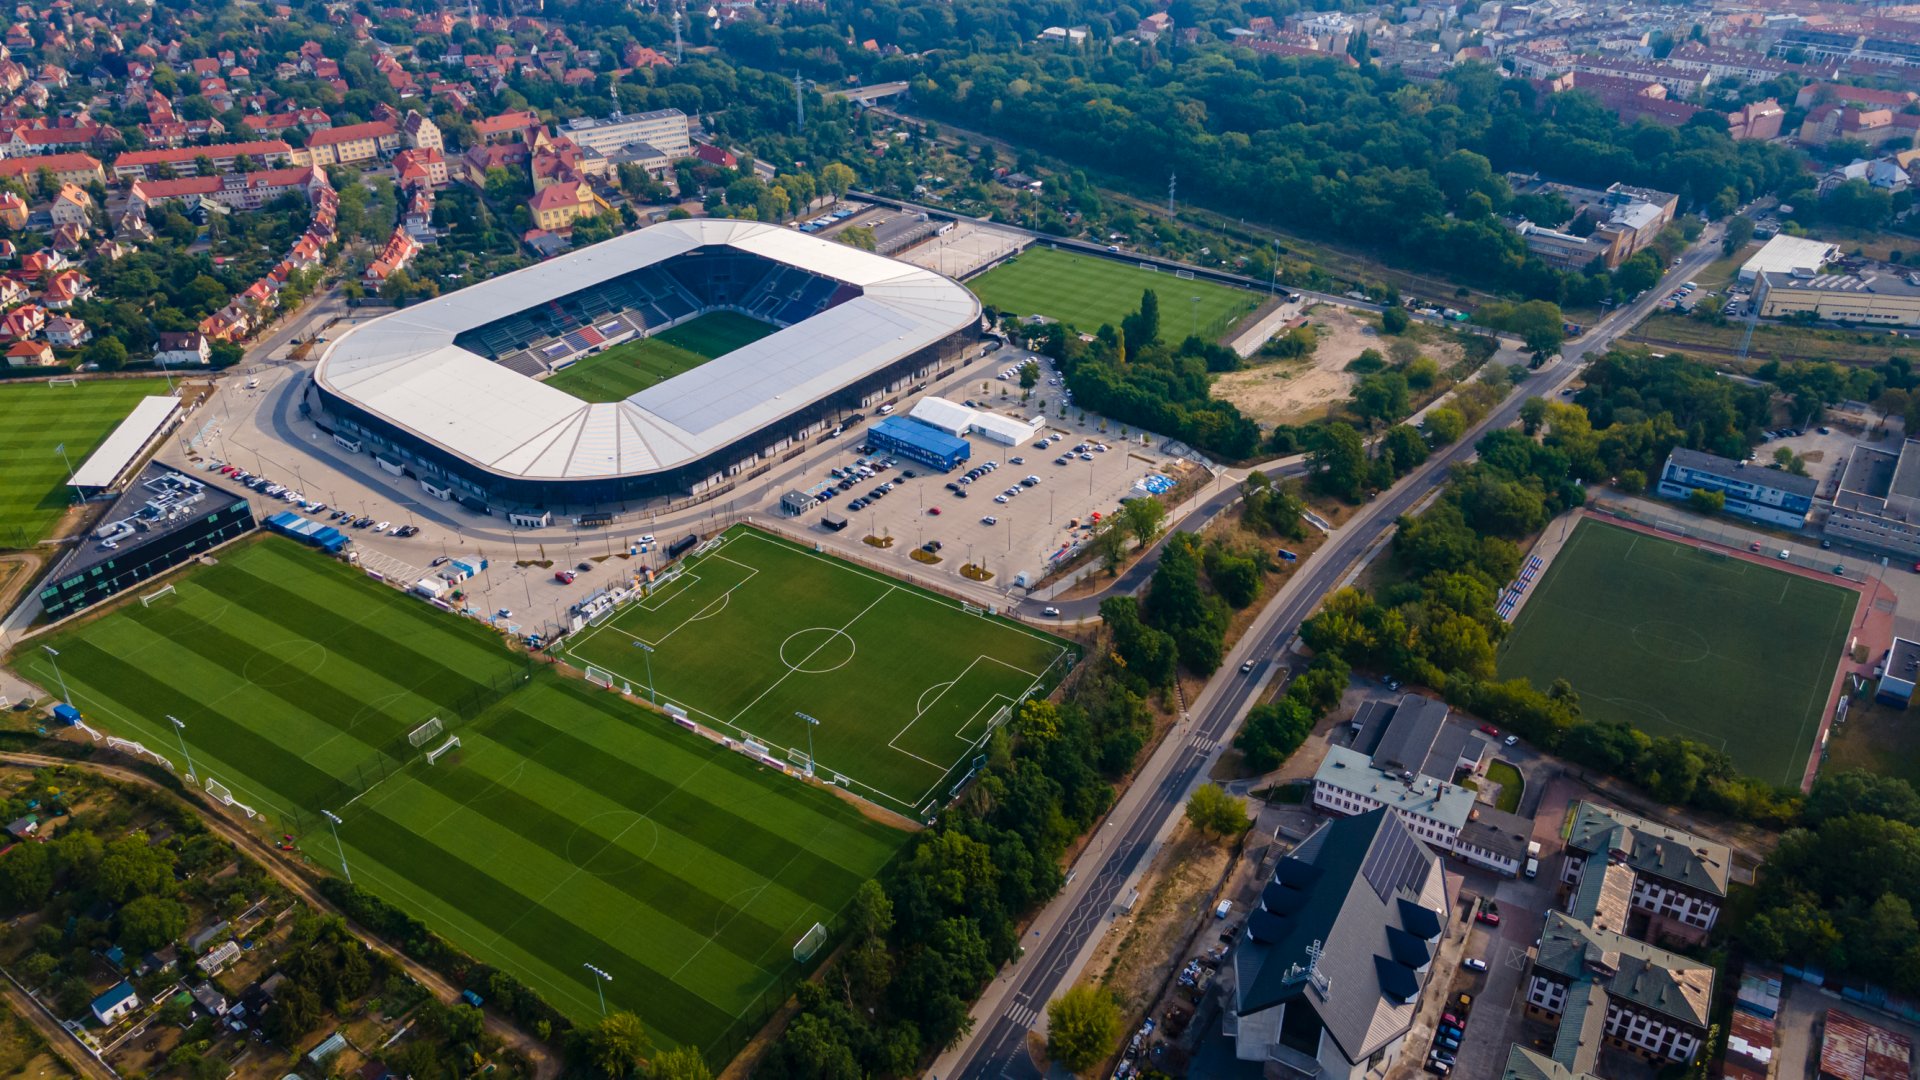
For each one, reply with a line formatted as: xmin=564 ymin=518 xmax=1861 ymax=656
xmin=1738 ymin=233 xmax=1841 ymax=283
xmin=907 ymin=396 xmax=1043 ymax=446
xmin=559 ymin=109 xmax=691 ymax=158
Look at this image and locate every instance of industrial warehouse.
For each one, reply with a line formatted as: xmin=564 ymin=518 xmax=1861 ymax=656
xmin=309 ymin=218 xmax=982 ymax=509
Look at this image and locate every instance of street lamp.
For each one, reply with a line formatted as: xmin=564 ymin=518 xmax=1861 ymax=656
xmin=167 ymin=715 xmax=197 ymax=784
xmin=321 ymin=810 xmax=351 ymax=883
xmin=41 ymin=645 xmax=71 ymax=705
xmin=631 ymin=641 xmax=656 ymax=702
xmin=582 ymin=962 xmax=613 ymax=1017
xmin=794 ymin=711 xmax=821 ymax=777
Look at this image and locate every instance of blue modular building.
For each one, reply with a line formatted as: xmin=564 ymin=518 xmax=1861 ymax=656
xmin=1657 ymin=447 xmax=1815 ymax=528
xmin=868 ymin=416 xmax=971 ymax=472
xmin=263 ymin=512 xmax=350 ymax=554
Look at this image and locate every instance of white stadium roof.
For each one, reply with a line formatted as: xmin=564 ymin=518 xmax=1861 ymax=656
xmin=68 ymin=395 xmax=180 ymax=490
xmin=314 ymin=219 xmax=979 ymax=481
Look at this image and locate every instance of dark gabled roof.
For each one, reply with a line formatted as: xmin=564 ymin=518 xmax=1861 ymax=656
xmin=1369 ymin=694 xmax=1450 ymax=776
xmin=1666 ymin=445 xmax=1819 ymax=498
xmin=1565 ymin=802 xmax=1730 ymax=897
xmin=1232 ymin=809 xmax=1449 ymax=1066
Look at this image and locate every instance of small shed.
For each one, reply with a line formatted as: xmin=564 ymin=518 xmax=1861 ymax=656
xmin=781 ymin=490 xmax=814 ymax=515
xmin=90 ymin=981 xmax=139 ymax=1025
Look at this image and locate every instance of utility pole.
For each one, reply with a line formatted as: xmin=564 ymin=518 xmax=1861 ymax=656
xmin=795 ymin=71 xmax=806 ymax=134
xmin=673 ymin=2 xmax=684 ymax=64
xmin=321 ymin=810 xmax=351 ymax=884
xmin=1167 ymin=171 xmax=1176 ymax=217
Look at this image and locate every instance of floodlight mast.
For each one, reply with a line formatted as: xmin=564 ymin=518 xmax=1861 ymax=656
xmin=582 ymin=962 xmax=613 ymax=1016
xmin=631 ymin=640 xmax=656 ymax=702
xmin=167 ymin=715 xmax=197 ymax=783
xmin=321 ymin=810 xmax=350 ymax=883
xmin=795 ymin=711 xmax=821 ymax=777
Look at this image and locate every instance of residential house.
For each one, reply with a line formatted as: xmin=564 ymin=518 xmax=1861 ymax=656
xmin=1799 ymin=105 xmax=1920 ymax=150
xmin=361 ymin=228 xmax=418 ymax=289
xmin=0 ymin=277 xmax=28 ymax=307
xmin=112 ymin=140 xmax=302 ymax=181
xmin=41 ymin=269 xmax=92 ymax=309
xmin=1222 ymin=809 xmax=1450 ymax=1079
xmin=89 ymin=981 xmax=139 ymax=1025
xmin=4 ymin=338 xmax=51 ymax=364
xmin=153 ymin=329 xmax=209 ymax=366
xmin=692 ymin=143 xmax=737 ymax=169
xmin=48 ymin=223 xmax=85 ymax=253
xmin=128 ymin=166 xmax=329 ymax=213
xmin=0 ymin=151 xmax=103 ymax=191
xmin=44 ymin=315 xmax=86 ymax=346
xmin=5 ymin=812 xmax=37 ymax=836
xmin=304 ymin=120 xmax=401 ymax=167
xmin=473 ymin=108 xmax=541 ymax=145
xmin=526 ymin=179 xmax=608 ymax=231
xmin=0 ymin=122 xmax=114 ymax=158
xmin=391 ymin=147 xmax=446 ymax=189
xmin=48 ymin=183 xmax=90 ymax=230
xmin=3 ymin=302 xmax=45 ymax=337
xmin=0 ymin=188 xmax=25 ymax=228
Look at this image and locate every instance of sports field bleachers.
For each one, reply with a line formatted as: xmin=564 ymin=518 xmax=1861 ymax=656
xmin=451 ymin=251 xmax=856 ymax=382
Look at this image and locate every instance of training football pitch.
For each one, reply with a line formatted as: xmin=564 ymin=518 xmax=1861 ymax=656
xmin=1497 ymin=519 xmax=1854 ymax=786
xmin=967 ymin=246 xmax=1260 ymax=338
xmin=560 ymin=527 xmax=1074 ymax=814
xmin=19 ymin=538 xmax=904 ymax=1056
xmin=544 ymin=311 xmax=777 ymax=402
xmin=0 ymin=378 xmax=174 ymax=548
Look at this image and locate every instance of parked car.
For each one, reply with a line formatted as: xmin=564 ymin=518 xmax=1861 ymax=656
xmin=1478 ymin=724 xmax=1499 ymax=736
xmin=1463 ymin=957 xmax=1488 ymax=971
xmin=1042 ymin=606 xmax=1061 ymax=617
xmin=1475 ymin=911 xmax=1500 ymax=926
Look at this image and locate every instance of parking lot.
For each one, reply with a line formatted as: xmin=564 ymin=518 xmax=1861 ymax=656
xmin=790 ymin=357 xmax=1192 ymax=600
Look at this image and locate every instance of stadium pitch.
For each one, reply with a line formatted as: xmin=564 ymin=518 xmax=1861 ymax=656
xmin=560 ymin=526 xmax=1075 ymax=814
xmin=1497 ymin=519 xmax=1854 ymax=786
xmin=967 ymin=246 xmax=1259 ymax=339
xmin=543 ymin=311 xmax=777 ymax=403
xmin=0 ymin=378 xmax=173 ymax=548
xmin=20 ymin=537 xmax=903 ymax=1056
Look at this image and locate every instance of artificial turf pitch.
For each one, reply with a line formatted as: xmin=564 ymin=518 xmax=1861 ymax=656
xmin=0 ymin=378 xmax=174 ymax=548
xmin=559 ymin=526 xmax=1074 ymax=814
xmin=543 ymin=311 xmax=777 ymax=403
xmin=966 ymin=246 xmax=1260 ymax=338
xmin=20 ymin=537 xmax=903 ymax=1055
xmin=1496 ymin=519 xmax=1854 ymax=787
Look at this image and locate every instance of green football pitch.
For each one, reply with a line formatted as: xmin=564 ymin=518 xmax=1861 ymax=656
xmin=967 ymin=246 xmax=1260 ymax=339
xmin=18 ymin=538 xmax=904 ymax=1056
xmin=0 ymin=378 xmax=174 ymax=548
xmin=543 ymin=312 xmax=777 ymax=403
xmin=559 ymin=527 xmax=1075 ymax=814
xmin=1497 ymin=519 xmax=1854 ymax=786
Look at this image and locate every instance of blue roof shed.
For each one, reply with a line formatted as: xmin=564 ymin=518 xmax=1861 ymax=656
xmin=869 ymin=417 xmax=970 ymax=472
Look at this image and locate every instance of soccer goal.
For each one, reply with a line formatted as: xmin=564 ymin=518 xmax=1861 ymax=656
xmin=46 ymin=375 xmax=77 ymax=387
xmin=205 ymin=777 xmax=235 ymax=806
xmin=585 ymin=665 xmax=617 ymax=689
xmin=407 ymin=716 xmax=444 ymax=748
xmin=1174 ymin=268 xmax=1196 ymax=280
xmin=793 ymin=922 xmax=829 ymax=963
xmin=786 ymin=746 xmax=813 ymax=775
xmin=425 ymin=736 xmax=461 ymax=764
xmin=140 ymin=584 xmax=176 ymax=607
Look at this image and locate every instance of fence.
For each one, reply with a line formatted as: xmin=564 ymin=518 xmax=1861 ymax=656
xmin=1591 ymin=499 xmax=1869 ymax=581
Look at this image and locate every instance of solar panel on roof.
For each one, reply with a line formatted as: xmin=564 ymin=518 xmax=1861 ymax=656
xmin=1361 ymin=821 xmax=1428 ymax=903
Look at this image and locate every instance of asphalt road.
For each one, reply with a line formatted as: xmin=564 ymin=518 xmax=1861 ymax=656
xmin=944 ymin=232 xmax=1724 ymax=1079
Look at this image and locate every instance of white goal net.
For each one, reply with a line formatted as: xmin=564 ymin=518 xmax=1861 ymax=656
xmin=205 ymin=777 xmax=234 ymax=805
xmin=46 ymin=376 xmax=77 ymax=387
xmin=140 ymin=584 xmax=176 ymax=607
xmin=585 ymin=665 xmax=617 ymax=689
xmin=425 ymin=736 xmax=461 ymax=764
xmin=793 ymin=922 xmax=828 ymax=963
xmin=407 ymin=716 xmax=444 ymax=748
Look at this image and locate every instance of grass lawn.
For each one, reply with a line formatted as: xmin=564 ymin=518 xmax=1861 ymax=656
xmin=1497 ymin=519 xmax=1853 ymax=787
xmin=1485 ymin=760 xmax=1524 ymax=814
xmin=544 ymin=311 xmax=777 ymax=402
xmin=0 ymin=379 xmax=174 ymax=548
xmin=560 ymin=526 xmax=1075 ymax=815
xmin=17 ymin=536 xmax=903 ymax=1059
xmin=967 ymin=246 xmax=1259 ymax=340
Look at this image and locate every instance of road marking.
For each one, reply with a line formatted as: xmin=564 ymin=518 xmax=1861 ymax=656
xmin=1004 ymin=1003 xmax=1038 ymax=1027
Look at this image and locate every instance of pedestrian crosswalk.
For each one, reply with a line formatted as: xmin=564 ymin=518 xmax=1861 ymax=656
xmin=1191 ymin=735 xmax=1217 ymax=753
xmin=1004 ymin=1002 xmax=1039 ymax=1028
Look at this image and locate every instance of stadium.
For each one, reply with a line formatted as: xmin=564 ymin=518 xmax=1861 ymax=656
xmin=311 ymin=219 xmax=982 ymax=508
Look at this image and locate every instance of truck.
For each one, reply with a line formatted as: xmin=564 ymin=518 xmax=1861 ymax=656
xmin=1525 ymin=840 xmax=1542 ymax=879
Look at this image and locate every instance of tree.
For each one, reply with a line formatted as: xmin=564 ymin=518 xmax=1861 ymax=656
xmin=1520 ymin=396 xmax=1549 ymax=435
xmin=1688 ymin=488 xmax=1725 ymax=514
xmin=1723 ymin=214 xmax=1756 ymax=256
xmin=1352 ymin=371 xmax=1410 ymax=426
xmin=583 ymin=1012 xmax=651 ymax=1079
xmin=1235 ymin=696 xmax=1317 ymax=772
xmin=1119 ymin=497 xmax=1167 ymax=547
xmin=85 ymin=337 xmax=127 ymax=371
xmin=1019 ymin=360 xmax=1039 ymax=388
xmin=1380 ymin=305 xmax=1410 ymax=335
xmin=1309 ymin=423 xmax=1369 ymax=501
xmin=1185 ymin=784 xmax=1252 ymax=839
xmin=96 ymin=834 xmax=174 ymax=902
xmin=1525 ymin=325 xmax=1564 ymax=367
xmin=1425 ymin=407 xmax=1466 ymax=445
xmin=117 ymin=895 xmax=187 ymax=951
xmin=0 ymin=841 xmax=51 ymax=911
xmin=1379 ymin=425 xmax=1429 ymax=477
xmin=649 ymin=1047 xmax=712 ymax=1080
xmin=819 ymin=162 xmax=856 ymax=200
xmin=1047 ymin=985 xmax=1122 ymax=1075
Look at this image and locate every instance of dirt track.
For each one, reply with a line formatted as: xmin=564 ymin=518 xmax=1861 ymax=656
xmin=0 ymin=751 xmax=558 ymax=1080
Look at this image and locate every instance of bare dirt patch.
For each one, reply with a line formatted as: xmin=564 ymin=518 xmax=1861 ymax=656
xmin=1211 ymin=305 xmax=1464 ymax=427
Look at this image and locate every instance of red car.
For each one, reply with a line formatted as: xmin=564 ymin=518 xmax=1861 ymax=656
xmin=1441 ymin=1013 xmax=1464 ymax=1029
xmin=1478 ymin=724 xmax=1499 ymax=736
xmin=1476 ymin=910 xmax=1501 ymax=926
xmin=928 ymin=506 xmax=941 ymax=516
xmin=554 ymin=570 xmax=575 ymax=584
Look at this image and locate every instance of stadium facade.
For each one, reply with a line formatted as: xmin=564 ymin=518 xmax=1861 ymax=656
xmin=312 ymin=219 xmax=982 ymax=509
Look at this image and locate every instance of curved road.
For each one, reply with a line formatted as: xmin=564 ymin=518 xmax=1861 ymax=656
xmin=941 ymin=230 xmax=1724 ymax=1079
